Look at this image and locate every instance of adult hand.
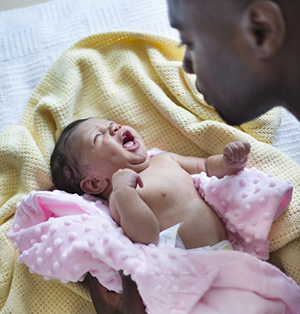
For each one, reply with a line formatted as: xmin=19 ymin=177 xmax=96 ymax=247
xmin=88 ymin=271 xmax=146 ymax=314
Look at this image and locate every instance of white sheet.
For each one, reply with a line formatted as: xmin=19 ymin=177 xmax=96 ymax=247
xmin=1 ymin=0 xmax=300 ymax=164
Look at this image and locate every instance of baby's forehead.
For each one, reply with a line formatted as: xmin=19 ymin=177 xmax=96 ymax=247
xmin=78 ymin=117 xmax=109 ymax=131
xmin=73 ymin=117 xmax=109 ymax=143
xmin=85 ymin=117 xmax=108 ymax=125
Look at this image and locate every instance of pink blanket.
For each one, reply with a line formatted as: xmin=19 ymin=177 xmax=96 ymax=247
xmin=7 ymin=168 xmax=300 ymax=314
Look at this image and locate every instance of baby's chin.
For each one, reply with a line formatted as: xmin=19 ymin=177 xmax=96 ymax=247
xmin=129 ymin=153 xmax=150 ymax=172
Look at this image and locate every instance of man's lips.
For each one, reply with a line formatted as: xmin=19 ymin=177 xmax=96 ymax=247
xmin=122 ymin=131 xmax=140 ymax=151
xmin=195 ymin=82 xmax=210 ymax=105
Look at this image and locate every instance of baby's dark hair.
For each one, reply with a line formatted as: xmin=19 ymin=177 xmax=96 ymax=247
xmin=50 ymin=118 xmax=90 ymax=195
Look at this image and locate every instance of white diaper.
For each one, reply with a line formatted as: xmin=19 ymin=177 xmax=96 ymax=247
xmin=187 ymin=239 xmax=233 ymax=252
xmin=157 ymin=223 xmax=185 ymax=248
xmin=158 ymin=223 xmax=233 ymax=251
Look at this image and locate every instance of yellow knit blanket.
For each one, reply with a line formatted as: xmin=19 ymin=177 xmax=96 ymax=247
xmin=1 ymin=31 xmax=300 ymax=314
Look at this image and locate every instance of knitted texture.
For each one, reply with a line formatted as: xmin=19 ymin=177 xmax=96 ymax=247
xmin=1 ymin=31 xmax=300 ymax=313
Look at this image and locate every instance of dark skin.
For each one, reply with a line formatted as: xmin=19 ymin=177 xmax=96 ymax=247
xmin=88 ymin=272 xmax=146 ymax=314
xmin=88 ymin=0 xmax=300 ymax=312
xmin=167 ymin=0 xmax=300 ymax=125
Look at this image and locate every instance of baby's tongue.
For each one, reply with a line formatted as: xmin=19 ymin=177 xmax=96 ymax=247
xmin=123 ymin=141 xmax=134 ymax=148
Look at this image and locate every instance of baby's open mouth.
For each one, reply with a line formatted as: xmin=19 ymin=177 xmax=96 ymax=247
xmin=122 ymin=131 xmax=140 ymax=150
xmin=122 ymin=131 xmax=134 ymax=147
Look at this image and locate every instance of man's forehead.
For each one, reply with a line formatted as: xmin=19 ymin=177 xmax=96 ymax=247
xmin=168 ymin=0 xmax=245 ymax=17
xmin=168 ymin=0 xmax=245 ymax=32
xmin=167 ymin=0 xmax=193 ymax=30
xmin=168 ymin=0 xmax=213 ymax=26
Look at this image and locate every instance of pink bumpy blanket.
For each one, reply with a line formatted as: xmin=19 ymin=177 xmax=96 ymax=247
xmin=7 ymin=168 xmax=300 ymax=314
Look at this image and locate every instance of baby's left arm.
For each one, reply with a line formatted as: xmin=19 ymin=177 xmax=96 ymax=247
xmin=206 ymin=141 xmax=251 ymax=178
xmin=169 ymin=141 xmax=250 ymax=178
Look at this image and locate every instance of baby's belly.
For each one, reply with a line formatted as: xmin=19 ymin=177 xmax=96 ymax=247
xmin=139 ymin=165 xmax=227 ymax=249
xmin=152 ymin=190 xmax=227 ymax=249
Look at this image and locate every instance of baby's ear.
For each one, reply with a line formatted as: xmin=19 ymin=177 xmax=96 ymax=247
xmin=80 ymin=176 xmax=108 ymax=195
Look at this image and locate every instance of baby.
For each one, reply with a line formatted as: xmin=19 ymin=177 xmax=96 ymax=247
xmin=51 ymin=117 xmax=250 ymax=249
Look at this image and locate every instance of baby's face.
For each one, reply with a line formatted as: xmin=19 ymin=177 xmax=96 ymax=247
xmin=74 ymin=118 xmax=149 ymax=180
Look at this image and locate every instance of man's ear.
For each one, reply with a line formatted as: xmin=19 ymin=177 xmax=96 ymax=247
xmin=241 ymin=0 xmax=286 ymax=58
xmin=80 ymin=176 xmax=108 ymax=195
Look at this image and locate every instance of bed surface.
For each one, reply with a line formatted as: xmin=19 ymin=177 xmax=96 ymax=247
xmin=0 ymin=0 xmax=52 ymax=11
xmin=1 ymin=0 xmax=300 ymax=164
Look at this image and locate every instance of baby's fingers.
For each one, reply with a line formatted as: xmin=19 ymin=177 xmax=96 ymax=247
xmin=223 ymin=142 xmax=238 ymax=161
xmin=223 ymin=142 xmax=251 ymax=161
xmin=236 ymin=142 xmax=251 ymax=161
xmin=244 ymin=142 xmax=251 ymax=156
xmin=135 ymin=174 xmax=144 ymax=189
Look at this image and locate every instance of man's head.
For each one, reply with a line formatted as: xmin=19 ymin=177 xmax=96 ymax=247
xmin=167 ymin=0 xmax=300 ymax=125
xmin=51 ymin=118 xmax=149 ymax=199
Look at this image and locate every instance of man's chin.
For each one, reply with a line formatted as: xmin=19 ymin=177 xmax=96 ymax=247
xmin=195 ymin=81 xmax=250 ymax=125
xmin=216 ymin=109 xmax=240 ymax=126
xmin=195 ymin=84 xmax=213 ymax=108
xmin=195 ymin=81 xmax=204 ymax=98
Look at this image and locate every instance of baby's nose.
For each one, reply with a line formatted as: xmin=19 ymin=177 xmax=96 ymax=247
xmin=109 ymin=123 xmax=121 ymax=135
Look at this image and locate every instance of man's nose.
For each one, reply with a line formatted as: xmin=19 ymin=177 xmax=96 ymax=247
xmin=109 ymin=123 xmax=121 ymax=135
xmin=182 ymin=51 xmax=194 ymax=74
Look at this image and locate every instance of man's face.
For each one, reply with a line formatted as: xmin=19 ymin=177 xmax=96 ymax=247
xmin=167 ymin=0 xmax=278 ymax=125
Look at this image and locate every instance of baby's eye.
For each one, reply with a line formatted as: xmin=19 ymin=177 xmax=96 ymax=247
xmin=94 ymin=133 xmax=103 ymax=144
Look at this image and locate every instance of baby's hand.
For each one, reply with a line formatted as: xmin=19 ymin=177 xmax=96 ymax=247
xmin=112 ymin=168 xmax=143 ymax=190
xmin=223 ymin=141 xmax=251 ymax=169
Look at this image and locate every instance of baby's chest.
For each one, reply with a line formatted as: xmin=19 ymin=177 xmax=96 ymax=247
xmin=141 ymin=156 xmax=189 ymax=190
xmin=137 ymin=159 xmax=197 ymax=212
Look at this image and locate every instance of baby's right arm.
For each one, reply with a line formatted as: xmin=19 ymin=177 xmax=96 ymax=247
xmin=109 ymin=169 xmax=160 ymax=245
